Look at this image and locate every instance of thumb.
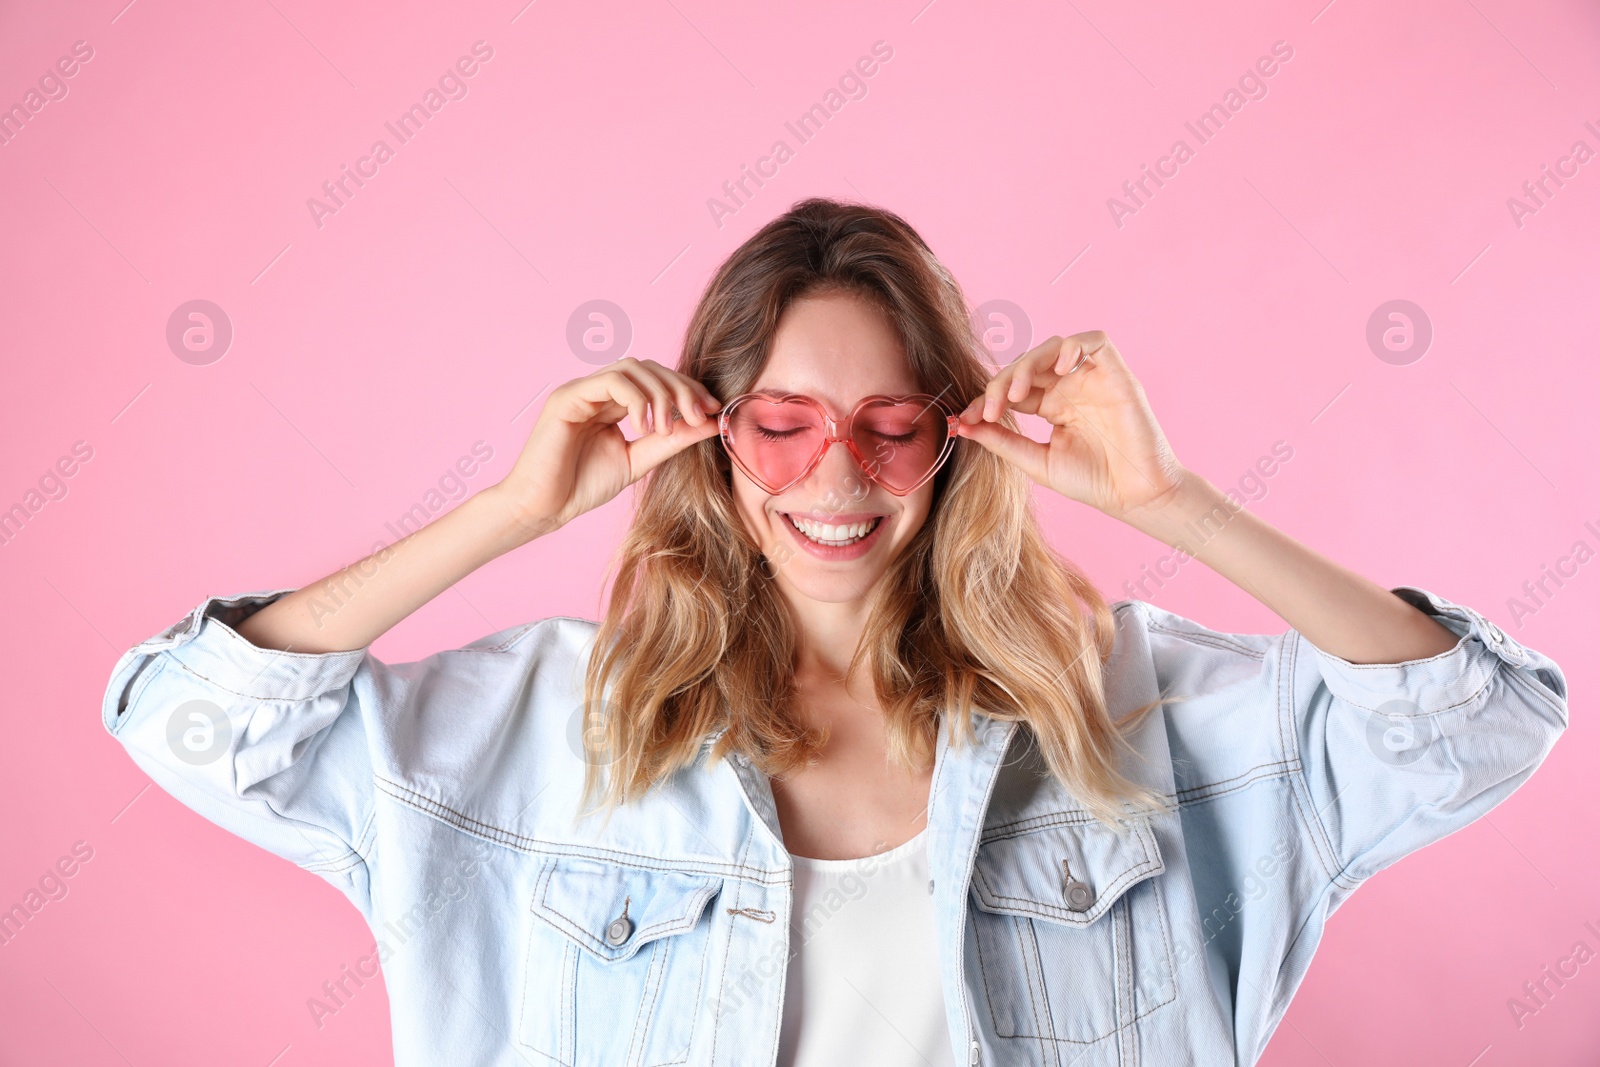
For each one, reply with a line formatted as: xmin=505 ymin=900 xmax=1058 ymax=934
xmin=625 ymin=415 xmax=722 ymax=480
xmin=955 ymin=419 xmax=1050 ymax=485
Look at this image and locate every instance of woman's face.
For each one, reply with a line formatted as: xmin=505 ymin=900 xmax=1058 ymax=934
xmin=729 ymin=290 xmax=936 ymax=606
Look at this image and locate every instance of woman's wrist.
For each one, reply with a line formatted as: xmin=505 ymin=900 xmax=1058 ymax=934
xmin=1117 ymin=470 xmax=1236 ymax=553
xmin=472 ymin=483 xmax=563 ymax=557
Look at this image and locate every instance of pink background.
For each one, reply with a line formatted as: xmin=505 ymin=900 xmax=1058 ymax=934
xmin=2 ymin=0 xmax=1597 ymax=1063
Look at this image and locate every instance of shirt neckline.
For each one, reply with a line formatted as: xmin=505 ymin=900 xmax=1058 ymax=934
xmin=787 ymin=826 xmax=928 ymax=872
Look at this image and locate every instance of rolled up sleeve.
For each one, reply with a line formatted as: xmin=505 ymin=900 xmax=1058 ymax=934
xmin=1288 ymin=585 xmax=1569 ymax=887
xmin=102 ymin=589 xmax=377 ymax=908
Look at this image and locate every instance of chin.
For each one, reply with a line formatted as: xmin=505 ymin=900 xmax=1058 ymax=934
xmin=778 ymin=567 xmax=891 ymax=605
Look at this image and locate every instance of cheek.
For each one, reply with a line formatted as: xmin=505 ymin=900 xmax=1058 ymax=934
xmin=730 ymin=475 xmax=772 ymax=535
xmin=892 ymin=492 xmax=934 ymax=545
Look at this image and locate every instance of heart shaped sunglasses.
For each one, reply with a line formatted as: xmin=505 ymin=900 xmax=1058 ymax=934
xmin=717 ymin=391 xmax=961 ymax=496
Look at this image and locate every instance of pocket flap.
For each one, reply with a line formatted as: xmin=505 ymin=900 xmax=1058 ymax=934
xmin=529 ymin=855 xmax=723 ymax=963
xmin=970 ymin=816 xmax=1165 ymax=928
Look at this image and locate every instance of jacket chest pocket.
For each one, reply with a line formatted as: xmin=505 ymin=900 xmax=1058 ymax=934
xmin=519 ymin=855 xmax=724 ymax=1067
xmin=967 ymin=817 xmax=1176 ymax=1049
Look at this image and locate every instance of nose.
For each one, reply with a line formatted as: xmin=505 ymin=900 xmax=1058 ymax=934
xmin=803 ymin=437 xmax=874 ymax=505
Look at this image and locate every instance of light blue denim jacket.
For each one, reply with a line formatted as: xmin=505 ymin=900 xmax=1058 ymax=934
xmin=101 ymin=584 xmax=1568 ymax=1066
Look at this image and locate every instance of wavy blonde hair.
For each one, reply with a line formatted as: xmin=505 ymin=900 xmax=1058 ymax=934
xmin=580 ymin=197 xmax=1168 ymax=831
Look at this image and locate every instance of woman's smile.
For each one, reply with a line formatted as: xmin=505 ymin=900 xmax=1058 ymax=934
xmin=779 ymin=510 xmax=889 ymax=559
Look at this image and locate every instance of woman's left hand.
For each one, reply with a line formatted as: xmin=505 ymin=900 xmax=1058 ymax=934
xmin=953 ymin=331 xmax=1190 ymax=521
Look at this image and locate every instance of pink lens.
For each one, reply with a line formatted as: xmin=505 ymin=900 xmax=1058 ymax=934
xmin=721 ymin=394 xmax=954 ymax=495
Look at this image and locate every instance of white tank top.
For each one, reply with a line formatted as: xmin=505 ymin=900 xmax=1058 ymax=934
xmin=776 ymin=828 xmax=955 ymax=1067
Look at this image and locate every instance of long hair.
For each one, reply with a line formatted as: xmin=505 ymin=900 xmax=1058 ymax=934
xmin=579 ymin=197 xmax=1169 ymax=831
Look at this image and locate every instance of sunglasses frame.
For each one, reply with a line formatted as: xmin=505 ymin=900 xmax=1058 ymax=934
xmin=717 ymin=390 xmax=962 ymax=497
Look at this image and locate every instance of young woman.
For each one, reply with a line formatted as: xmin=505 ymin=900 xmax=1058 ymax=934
xmin=103 ymin=198 xmax=1568 ymax=1067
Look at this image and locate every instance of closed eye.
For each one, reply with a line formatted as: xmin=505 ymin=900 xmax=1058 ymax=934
xmin=753 ymin=426 xmax=808 ymax=441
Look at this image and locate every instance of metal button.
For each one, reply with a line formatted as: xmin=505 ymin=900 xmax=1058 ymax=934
xmin=605 ymin=914 xmax=633 ymax=946
xmin=1062 ymin=858 xmax=1094 ymax=912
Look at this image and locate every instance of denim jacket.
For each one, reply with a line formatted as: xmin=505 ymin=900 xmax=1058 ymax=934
xmin=101 ymin=584 xmax=1568 ymax=1066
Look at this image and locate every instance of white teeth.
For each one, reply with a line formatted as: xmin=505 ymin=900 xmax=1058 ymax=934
xmin=788 ymin=516 xmax=880 ymax=545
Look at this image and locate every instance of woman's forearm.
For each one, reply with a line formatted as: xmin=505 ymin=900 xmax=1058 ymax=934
xmin=235 ymin=486 xmax=553 ymax=654
xmin=1123 ymin=472 xmax=1459 ymax=665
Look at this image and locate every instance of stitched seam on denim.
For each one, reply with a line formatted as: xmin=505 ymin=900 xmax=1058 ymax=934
xmin=971 ymin=906 xmax=1005 ymax=1038
xmin=354 ymin=803 xmax=378 ymax=861
xmin=984 ymin=805 xmax=1179 ymax=841
xmin=1273 ymin=873 xmax=1348 ymax=1049
xmin=1026 ymin=908 xmax=1056 ymax=1048
xmin=1116 ymin=895 xmax=1134 ymax=1058
xmin=180 ymin=611 xmax=553 ymax=700
xmin=300 ymin=850 xmax=364 ymax=875
xmin=1147 ymin=876 xmax=1178 ymax=1013
xmin=1497 ymin=652 xmax=1567 ymax=718
xmin=373 ymin=774 xmax=786 ymax=884
xmin=516 ymin=864 xmax=572 ymax=1063
xmin=531 ymin=861 xmax=602 ymax=952
xmin=535 ymin=886 xmax=715 ymax=963
xmin=644 ymin=937 xmax=691 ymax=1067
xmin=560 ymin=940 xmax=576 ymax=1064
xmin=999 ymin=908 xmax=1140 ymax=1046
xmin=954 ymin=736 xmax=1014 ymax=1055
xmin=972 ymin=857 xmax=1161 ymax=924
xmin=656 ymin=888 xmax=721 ymax=1067
xmin=166 ymin=655 xmax=354 ymax=703
xmin=1144 ymin=620 xmax=1266 ymax=660
xmin=982 ymin=834 xmax=1188 ymax=1049
xmin=1315 ymin=665 xmax=1495 ymax=715
xmin=1019 ymin=914 xmax=1050 ymax=1041
xmin=709 ymin=827 xmax=756 ymax=1067
xmin=1280 ymin=634 xmax=1340 ymax=884
xmin=1304 ymin=607 xmax=1478 ymax=671
xmin=113 ymin=656 xmax=170 ymax=732
xmin=526 ymin=860 xmax=576 ymax=1065
xmin=535 ymin=876 xmax=701 ymax=966
xmin=625 ymin=938 xmax=662 ymax=1064
xmin=1174 ymin=761 xmax=1297 ymax=804
xmin=974 ymin=908 xmax=1150 ymax=1047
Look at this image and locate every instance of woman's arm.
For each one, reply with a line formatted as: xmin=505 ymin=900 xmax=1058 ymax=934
xmin=1118 ymin=472 xmax=1458 ymax=664
xmin=235 ymin=486 xmax=547 ymax=654
xmin=236 ymin=358 xmax=722 ymax=654
xmin=954 ymin=331 xmax=1459 ymax=665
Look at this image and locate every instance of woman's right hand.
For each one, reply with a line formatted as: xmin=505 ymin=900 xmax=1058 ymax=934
xmin=490 ymin=358 xmax=724 ymax=540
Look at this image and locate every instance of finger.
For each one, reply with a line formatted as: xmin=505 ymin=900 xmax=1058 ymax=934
xmin=625 ymin=410 xmax=722 ymax=479
xmin=1054 ymin=331 xmax=1110 ymax=374
xmin=952 ymin=417 xmax=1050 ymax=485
xmin=598 ymin=370 xmax=651 ymax=436
xmin=563 ymin=369 xmax=646 ymax=434
xmin=612 ymin=363 xmax=680 ymax=436
xmin=981 ymin=364 xmax=1015 ymax=423
xmin=633 ymin=360 xmax=724 ymax=429
xmin=1008 ymin=359 xmax=1034 ymax=403
xmin=653 ymin=362 xmax=723 ymax=418
xmin=1052 ymin=335 xmax=1085 ymax=375
xmin=652 ymin=364 xmax=719 ymax=427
